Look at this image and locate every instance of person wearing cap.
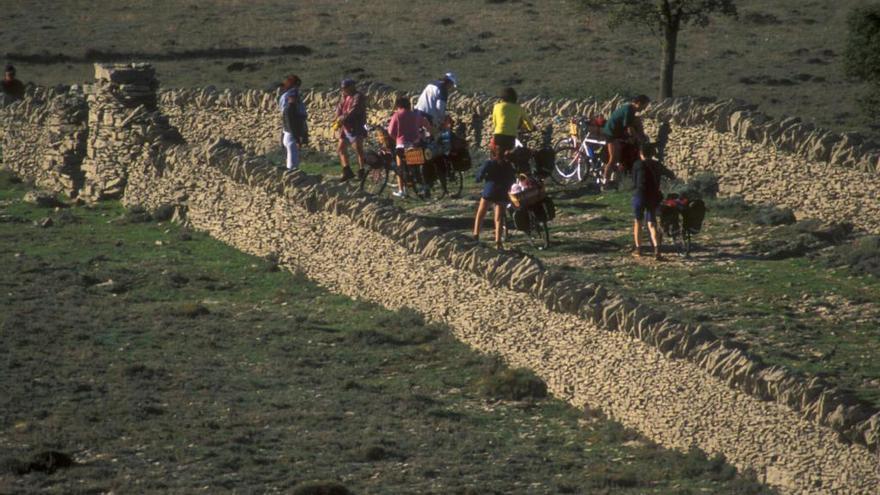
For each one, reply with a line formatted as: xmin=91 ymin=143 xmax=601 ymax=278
xmin=2 ymin=65 xmax=25 ymax=102
xmin=414 ymin=72 xmax=458 ymax=126
xmin=601 ymin=94 xmax=650 ymax=186
xmin=278 ymin=75 xmax=308 ymax=171
xmin=335 ymin=78 xmax=368 ymax=182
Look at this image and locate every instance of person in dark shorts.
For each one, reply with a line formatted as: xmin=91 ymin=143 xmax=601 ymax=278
xmin=474 ymin=146 xmax=516 ymax=249
xmin=2 ymin=65 xmax=25 ymax=102
xmin=602 ymin=94 xmax=649 ymax=185
xmin=631 ymin=143 xmax=675 ymax=260
xmin=335 ymin=79 xmax=368 ymax=182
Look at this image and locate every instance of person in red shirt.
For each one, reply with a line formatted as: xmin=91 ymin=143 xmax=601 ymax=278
xmin=2 ymin=65 xmax=25 ymax=102
xmin=334 ymin=79 xmax=368 ymax=182
xmin=386 ymin=95 xmax=431 ymax=197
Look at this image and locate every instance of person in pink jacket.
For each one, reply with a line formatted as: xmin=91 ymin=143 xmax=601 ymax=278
xmin=386 ymin=95 xmax=431 ymax=198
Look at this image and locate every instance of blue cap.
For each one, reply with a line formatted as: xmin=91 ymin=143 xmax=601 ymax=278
xmin=341 ymin=78 xmax=356 ymax=88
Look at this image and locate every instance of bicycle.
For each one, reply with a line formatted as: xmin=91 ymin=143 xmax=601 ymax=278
xmin=552 ymin=116 xmax=607 ymax=187
xmin=502 ymin=175 xmax=554 ymax=250
xmin=359 ymin=126 xmax=394 ymax=196
xmin=428 ymin=129 xmax=470 ymax=199
xmin=511 ymin=129 xmax=556 ymax=180
xmin=658 ymin=193 xmax=706 ymax=257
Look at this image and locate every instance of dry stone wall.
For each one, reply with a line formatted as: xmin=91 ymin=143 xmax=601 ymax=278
xmin=0 ymin=86 xmax=87 ymax=197
xmin=80 ymin=63 xmax=182 ymax=201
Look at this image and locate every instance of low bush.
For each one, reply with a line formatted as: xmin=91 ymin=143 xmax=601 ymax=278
xmin=822 ymin=235 xmax=880 ymax=277
xmin=753 ymin=206 xmax=796 ymax=226
xmin=477 ymin=357 xmax=547 ymax=401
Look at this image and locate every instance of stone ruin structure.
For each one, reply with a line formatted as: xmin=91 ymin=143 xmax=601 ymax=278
xmin=2 ymin=63 xmax=880 ymax=494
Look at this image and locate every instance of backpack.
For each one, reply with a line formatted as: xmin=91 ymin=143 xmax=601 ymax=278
xmin=683 ymin=199 xmax=706 ymax=234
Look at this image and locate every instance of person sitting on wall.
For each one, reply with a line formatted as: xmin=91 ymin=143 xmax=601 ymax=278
xmin=387 ymin=95 xmax=432 ymax=198
xmin=602 ymin=94 xmax=650 ymax=187
xmin=474 ymin=145 xmax=516 ymax=250
xmin=2 ymin=65 xmax=25 ymax=103
xmin=334 ymin=79 xmax=368 ymax=182
xmin=491 ymin=87 xmax=534 ymax=156
xmin=278 ymin=75 xmax=308 ymax=171
xmin=631 ymin=142 xmax=675 ymax=260
xmin=414 ymin=72 xmax=458 ymax=127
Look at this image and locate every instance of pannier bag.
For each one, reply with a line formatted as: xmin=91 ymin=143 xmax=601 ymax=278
xmin=533 ymin=148 xmax=555 ymax=177
xmin=364 ymin=150 xmax=385 ymax=169
xmin=510 ymin=147 xmax=531 ymax=174
xmin=451 ymin=149 xmax=472 ymax=172
xmin=404 ymin=147 xmax=426 ymax=166
xmin=683 ymin=199 xmax=706 ymax=234
xmin=511 ymin=188 xmax=546 ymax=209
xmin=512 ymin=208 xmax=531 ymax=231
xmin=451 ymin=133 xmax=468 ymax=152
xmin=539 ymin=197 xmax=556 ymax=221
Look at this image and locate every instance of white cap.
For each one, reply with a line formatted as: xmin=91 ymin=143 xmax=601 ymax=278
xmin=444 ymin=72 xmax=458 ymax=88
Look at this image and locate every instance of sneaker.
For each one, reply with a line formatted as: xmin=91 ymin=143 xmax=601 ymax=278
xmin=339 ymin=167 xmax=355 ymax=182
xmin=631 ymin=246 xmax=642 ymax=258
xmin=392 ymin=190 xmax=406 ymax=198
xmin=357 ymin=168 xmax=366 ymax=180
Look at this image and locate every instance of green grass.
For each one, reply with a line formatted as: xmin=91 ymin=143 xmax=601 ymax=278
xmin=3 ymin=0 xmax=878 ymax=140
xmin=0 ymin=170 xmax=773 ymax=493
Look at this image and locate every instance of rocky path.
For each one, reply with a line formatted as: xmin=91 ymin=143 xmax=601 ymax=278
xmin=200 ymin=185 xmax=880 ymax=494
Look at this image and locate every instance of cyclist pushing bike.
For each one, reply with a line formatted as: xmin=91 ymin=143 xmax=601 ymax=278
xmin=602 ymin=94 xmax=650 ymax=187
xmin=415 ymin=72 xmax=459 ymax=126
xmin=387 ymin=95 xmax=433 ymax=198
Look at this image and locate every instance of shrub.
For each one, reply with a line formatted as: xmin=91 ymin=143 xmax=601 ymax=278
xmin=752 ymin=206 xmax=796 ymax=226
xmin=477 ymin=357 xmax=547 ymax=401
xmin=672 ymin=172 xmax=719 ymax=200
xmin=823 ymin=235 xmax=880 ymax=277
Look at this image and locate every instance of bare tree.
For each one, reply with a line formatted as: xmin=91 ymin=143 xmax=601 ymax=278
xmin=583 ymin=0 xmax=737 ymax=99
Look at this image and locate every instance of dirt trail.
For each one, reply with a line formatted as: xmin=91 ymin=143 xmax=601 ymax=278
xmin=197 ymin=183 xmax=880 ymax=495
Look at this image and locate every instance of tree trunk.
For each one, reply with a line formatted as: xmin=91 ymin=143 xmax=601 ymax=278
xmin=659 ymin=21 xmax=679 ymax=100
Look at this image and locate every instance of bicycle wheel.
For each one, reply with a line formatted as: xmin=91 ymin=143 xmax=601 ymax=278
xmin=433 ymin=159 xmax=449 ymax=200
xmin=447 ymin=168 xmax=463 ymax=198
xmin=554 ymin=137 xmax=576 ymax=151
xmin=360 ymin=165 xmax=388 ymax=195
xmin=553 ymin=146 xmax=583 ymax=186
xmin=527 ymin=205 xmax=550 ymax=250
xmin=412 ymin=163 xmax=434 ymax=200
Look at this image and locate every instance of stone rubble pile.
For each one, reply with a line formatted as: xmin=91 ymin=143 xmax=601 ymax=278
xmin=80 ymin=63 xmax=181 ymax=201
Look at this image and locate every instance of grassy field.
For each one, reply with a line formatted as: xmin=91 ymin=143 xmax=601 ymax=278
xmin=0 ymin=171 xmax=774 ymax=493
xmin=288 ymin=154 xmax=880 ymax=410
xmin=2 ymin=0 xmax=878 ymax=140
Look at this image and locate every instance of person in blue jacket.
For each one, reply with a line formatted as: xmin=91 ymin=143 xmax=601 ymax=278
xmin=473 ymin=146 xmax=516 ymax=249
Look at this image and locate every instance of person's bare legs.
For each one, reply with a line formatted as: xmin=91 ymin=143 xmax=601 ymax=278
xmin=647 ymin=221 xmax=662 ymax=260
xmin=493 ymin=203 xmax=504 ymax=248
xmin=354 ymin=137 xmax=366 ymax=172
xmin=395 ymin=156 xmax=406 ymax=193
xmin=473 ymin=198 xmax=489 ymax=239
xmin=338 ymin=138 xmax=350 ymax=171
xmin=604 ymin=140 xmax=621 ymax=183
xmin=632 ymin=219 xmax=642 ymax=256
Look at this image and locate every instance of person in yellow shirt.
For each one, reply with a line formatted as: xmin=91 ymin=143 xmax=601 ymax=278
xmin=491 ymin=87 xmax=533 ymax=155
